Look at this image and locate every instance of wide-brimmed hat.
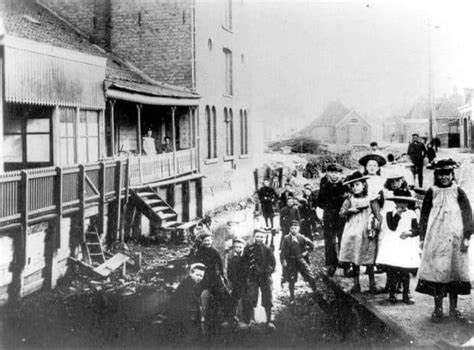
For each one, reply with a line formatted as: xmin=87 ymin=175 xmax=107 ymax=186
xmin=343 ymin=171 xmax=370 ymax=186
xmin=427 ymin=158 xmax=459 ymax=171
xmin=359 ymin=154 xmax=387 ymax=167
xmin=326 ymin=163 xmax=343 ymax=173
xmin=386 ymin=188 xmax=418 ymax=203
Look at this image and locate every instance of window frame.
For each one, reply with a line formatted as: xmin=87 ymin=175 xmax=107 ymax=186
xmin=223 ymin=48 xmax=233 ymax=96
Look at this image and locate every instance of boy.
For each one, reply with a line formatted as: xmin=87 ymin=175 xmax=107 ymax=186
xmin=258 ymin=179 xmax=278 ymax=229
xmin=226 ymin=237 xmax=246 ymax=323
xmin=280 ymin=221 xmax=317 ymax=303
xmin=241 ymin=229 xmax=276 ymax=328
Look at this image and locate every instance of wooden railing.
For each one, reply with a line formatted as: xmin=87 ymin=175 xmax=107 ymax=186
xmin=0 ymin=148 xmax=198 ymax=228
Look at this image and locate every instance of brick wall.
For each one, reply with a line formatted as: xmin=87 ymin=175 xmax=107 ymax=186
xmin=40 ymin=0 xmax=193 ymax=88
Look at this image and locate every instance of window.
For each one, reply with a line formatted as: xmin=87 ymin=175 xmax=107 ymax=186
xmin=205 ymin=106 xmax=218 ymax=160
xmin=212 ymin=106 xmax=217 ymax=157
xmin=3 ymin=104 xmax=52 ymax=167
xmin=224 ymin=0 xmax=232 ymax=30
xmin=78 ymin=110 xmax=99 ymax=163
xmin=223 ymin=48 xmax=233 ymax=96
xmin=225 ymin=108 xmax=234 ymax=156
xmin=59 ymin=108 xmax=76 ymax=165
xmin=240 ymin=109 xmax=248 ymax=155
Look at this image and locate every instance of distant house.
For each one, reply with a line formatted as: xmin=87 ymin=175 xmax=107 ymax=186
xmin=298 ymin=101 xmax=372 ymax=144
xmin=459 ymin=88 xmax=474 ymax=150
xmin=434 ymin=90 xmax=464 ymax=148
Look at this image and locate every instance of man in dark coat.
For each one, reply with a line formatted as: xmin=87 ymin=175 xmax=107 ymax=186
xmin=407 ymin=133 xmax=427 ymax=188
xmin=188 ymin=233 xmax=224 ymax=338
xmin=167 ymin=263 xmax=206 ymax=341
xmin=317 ymin=163 xmax=347 ymax=277
xmin=241 ymin=229 xmax=276 ymax=328
xmin=280 ymin=221 xmax=317 ymax=303
xmin=258 ymin=179 xmax=278 ymax=229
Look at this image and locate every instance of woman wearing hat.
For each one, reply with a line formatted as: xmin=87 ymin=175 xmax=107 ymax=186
xmin=415 ymin=159 xmax=472 ymax=323
xmin=376 ymin=189 xmax=420 ymax=304
xmin=339 ymin=171 xmax=383 ymax=294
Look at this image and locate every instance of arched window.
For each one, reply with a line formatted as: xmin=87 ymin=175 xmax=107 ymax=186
xmin=225 ymin=108 xmax=234 ymax=156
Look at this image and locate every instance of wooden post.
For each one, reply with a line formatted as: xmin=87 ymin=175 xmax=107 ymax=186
xmin=136 ymin=104 xmax=142 ymax=156
xmin=99 ymin=162 xmax=106 ymax=236
xmin=114 ymin=160 xmax=123 ymax=243
xmin=182 ymin=180 xmax=190 ymax=222
xmin=253 ymin=168 xmax=259 ymax=192
xmin=48 ymin=166 xmax=63 ymax=290
xmin=109 ymin=99 xmax=116 ymax=156
xmin=166 ymin=184 xmax=175 ymax=208
xmin=171 ymin=106 xmax=177 ymax=175
xmin=78 ymin=165 xmax=86 ymax=242
xmin=119 ymin=159 xmax=130 ymax=242
xmin=196 ymin=177 xmax=203 ymax=218
xmin=11 ymin=170 xmax=29 ymax=301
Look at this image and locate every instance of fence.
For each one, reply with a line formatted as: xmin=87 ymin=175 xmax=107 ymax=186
xmin=0 ymin=148 xmax=198 ymax=228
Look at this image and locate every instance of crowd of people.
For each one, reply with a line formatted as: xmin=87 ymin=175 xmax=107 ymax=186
xmin=165 ymin=134 xmax=472 ymax=343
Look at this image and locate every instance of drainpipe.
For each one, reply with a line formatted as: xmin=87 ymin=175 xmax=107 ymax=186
xmin=171 ymin=106 xmax=177 ymax=176
xmin=191 ymin=0 xmax=196 ymax=91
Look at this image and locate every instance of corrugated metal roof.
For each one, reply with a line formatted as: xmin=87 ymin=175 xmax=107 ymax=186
xmin=105 ymin=80 xmax=199 ymax=99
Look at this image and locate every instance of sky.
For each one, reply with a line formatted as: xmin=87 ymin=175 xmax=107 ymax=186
xmin=245 ymin=0 xmax=474 ymax=133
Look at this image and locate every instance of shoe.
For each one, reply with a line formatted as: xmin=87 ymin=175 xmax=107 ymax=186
xmin=388 ymin=295 xmax=397 ymax=304
xmin=431 ymin=309 xmax=443 ymax=323
xmin=449 ymin=309 xmax=468 ymax=323
xmin=402 ymin=294 xmax=415 ymax=305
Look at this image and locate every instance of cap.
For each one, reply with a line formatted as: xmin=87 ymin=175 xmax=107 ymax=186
xmin=189 ymin=263 xmax=207 ymax=271
xmin=233 ymin=237 xmax=246 ymax=245
xmin=326 ymin=163 xmax=343 ymax=172
xmin=253 ymin=228 xmax=267 ymax=235
xmin=290 ymin=220 xmax=300 ymax=227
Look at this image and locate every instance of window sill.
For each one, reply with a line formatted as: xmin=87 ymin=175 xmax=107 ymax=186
xmin=239 ymin=154 xmax=249 ymax=159
xmin=204 ymin=158 xmax=219 ymax=165
xmin=222 ymin=93 xmax=233 ymax=98
xmin=223 ymin=155 xmax=235 ymax=162
xmin=221 ymin=25 xmax=233 ymax=34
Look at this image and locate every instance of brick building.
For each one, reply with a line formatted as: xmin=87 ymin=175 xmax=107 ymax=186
xmin=40 ymin=0 xmax=254 ymax=211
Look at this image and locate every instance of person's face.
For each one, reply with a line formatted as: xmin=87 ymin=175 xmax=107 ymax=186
xmin=391 ymin=178 xmax=403 ymax=190
xmin=263 ymin=180 xmax=270 ymax=187
xmin=287 ymin=198 xmax=293 ymax=207
xmin=147 ymin=130 xmax=152 ymax=137
xmin=254 ymin=232 xmax=265 ymax=245
xmin=371 ymin=145 xmax=377 ymax=151
xmin=233 ymin=242 xmax=244 ymax=255
xmin=412 ymin=135 xmax=418 ymax=142
xmin=290 ymin=225 xmax=299 ymax=235
xmin=352 ymin=181 xmax=364 ymax=195
xmin=190 ymin=269 xmax=205 ymax=284
xmin=202 ymin=236 xmax=213 ymax=248
xmin=327 ymin=171 xmax=341 ymax=183
xmin=366 ymin=160 xmax=379 ymax=175
xmin=304 ymin=189 xmax=311 ymax=196
xmin=395 ymin=202 xmax=408 ymax=212
xmin=165 ymin=138 xmax=170 ymax=144
xmin=437 ymin=171 xmax=453 ymax=186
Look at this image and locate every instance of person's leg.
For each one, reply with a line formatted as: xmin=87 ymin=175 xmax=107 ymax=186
xmin=387 ymin=270 xmax=396 ymax=303
xmin=297 ymin=259 xmax=317 ymax=292
xmin=448 ymin=292 xmax=466 ymax=320
xmin=242 ymin=280 xmax=258 ymax=324
xmin=351 ymin=265 xmax=361 ymax=293
xmin=401 ymin=271 xmax=414 ymax=304
xmin=323 ymin=223 xmax=337 ymax=271
xmin=269 ymin=216 xmax=274 ymax=229
xmin=264 ymin=216 xmax=269 ymax=229
xmin=260 ymin=275 xmax=274 ymax=325
xmin=432 ymin=294 xmax=444 ymax=323
xmin=417 ymin=163 xmax=424 ymax=188
xmin=367 ymin=265 xmax=376 ymax=294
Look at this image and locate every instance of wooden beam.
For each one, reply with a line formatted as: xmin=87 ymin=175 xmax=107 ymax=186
xmin=136 ymin=104 xmax=142 ymax=156
xmin=99 ymin=162 xmax=106 ymax=237
xmin=196 ymin=177 xmax=203 ymax=218
xmin=171 ymin=106 xmax=177 ymax=175
xmin=114 ymin=160 xmax=123 ymax=243
xmin=182 ymin=180 xmax=190 ymax=222
xmin=78 ymin=164 xmax=86 ymax=242
xmin=47 ymin=166 xmax=63 ymax=289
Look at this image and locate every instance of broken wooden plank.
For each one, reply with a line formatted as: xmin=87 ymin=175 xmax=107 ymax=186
xmin=93 ymin=253 xmax=129 ymax=277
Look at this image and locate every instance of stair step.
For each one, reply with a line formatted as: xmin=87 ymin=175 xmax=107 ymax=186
xmin=152 ymin=206 xmax=170 ymax=212
xmin=158 ymin=212 xmax=177 ymax=220
xmin=145 ymin=199 xmax=163 ymax=206
xmin=161 ymin=221 xmax=179 ymax=228
xmin=177 ymin=220 xmax=201 ymax=230
xmin=138 ymin=192 xmax=155 ymax=197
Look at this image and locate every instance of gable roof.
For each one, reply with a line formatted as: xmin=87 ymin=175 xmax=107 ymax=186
xmin=335 ymin=110 xmax=370 ymax=128
xmin=307 ymin=101 xmax=351 ymax=128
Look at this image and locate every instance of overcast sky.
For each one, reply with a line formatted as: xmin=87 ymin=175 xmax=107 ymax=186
xmin=246 ymin=0 xmax=474 ymax=130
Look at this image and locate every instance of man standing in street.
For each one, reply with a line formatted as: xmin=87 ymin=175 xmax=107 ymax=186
xmin=407 ymin=133 xmax=427 ymax=188
xmin=241 ymin=229 xmax=276 ymax=329
xmin=280 ymin=221 xmax=318 ymax=304
xmin=258 ymin=179 xmax=278 ymax=230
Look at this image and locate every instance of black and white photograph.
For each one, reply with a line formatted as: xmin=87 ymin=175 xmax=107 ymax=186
xmin=2 ymin=0 xmax=474 ymax=348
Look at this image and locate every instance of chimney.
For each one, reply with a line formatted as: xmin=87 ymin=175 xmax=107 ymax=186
xmin=93 ymin=0 xmax=112 ymax=49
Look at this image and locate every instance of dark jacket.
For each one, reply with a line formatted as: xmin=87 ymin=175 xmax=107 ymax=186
xmin=407 ymin=141 xmax=426 ymax=164
xmin=258 ymin=186 xmax=278 ymax=216
xmin=280 ymin=233 xmax=314 ymax=261
xmin=241 ymin=243 xmax=276 ymax=280
xmin=317 ymin=177 xmax=347 ymax=217
xmin=227 ymin=251 xmax=245 ymax=288
xmin=190 ymin=246 xmax=223 ymax=291
xmin=168 ymin=276 xmax=203 ymax=323
xmin=279 ymin=189 xmax=294 ymax=207
xmin=280 ymin=206 xmax=301 ymax=230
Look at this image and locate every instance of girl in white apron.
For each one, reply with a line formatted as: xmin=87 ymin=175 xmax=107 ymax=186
xmin=376 ymin=189 xmax=420 ymax=304
xmin=415 ymin=159 xmax=472 ymax=323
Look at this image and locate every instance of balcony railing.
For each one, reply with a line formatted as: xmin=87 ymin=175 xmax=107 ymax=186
xmin=0 ymin=148 xmax=198 ymax=227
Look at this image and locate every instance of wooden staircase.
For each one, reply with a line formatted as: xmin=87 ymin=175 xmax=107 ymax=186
xmin=84 ymin=231 xmax=106 ymax=266
xmin=130 ymin=186 xmax=200 ymax=240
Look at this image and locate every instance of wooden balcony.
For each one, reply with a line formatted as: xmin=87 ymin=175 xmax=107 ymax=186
xmin=0 ymin=148 xmax=198 ymax=229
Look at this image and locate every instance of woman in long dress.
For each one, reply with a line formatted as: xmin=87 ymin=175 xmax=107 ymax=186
xmin=415 ymin=159 xmax=472 ymax=323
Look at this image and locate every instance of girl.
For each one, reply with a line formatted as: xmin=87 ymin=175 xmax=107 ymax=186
xmin=415 ymin=159 xmax=472 ymax=323
xmin=376 ymin=189 xmax=420 ymax=304
xmin=359 ymin=153 xmax=387 ymax=201
xmin=339 ymin=171 xmax=383 ymax=294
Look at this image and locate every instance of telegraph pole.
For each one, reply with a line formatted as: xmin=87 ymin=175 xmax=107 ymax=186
xmin=428 ymin=16 xmax=434 ymax=141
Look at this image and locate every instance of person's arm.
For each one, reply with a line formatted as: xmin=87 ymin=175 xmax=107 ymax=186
xmin=410 ymin=217 xmax=420 ymax=237
xmin=215 ymin=250 xmax=224 ymax=276
xmin=458 ymin=188 xmax=473 ymax=240
xmin=370 ymin=198 xmax=383 ymax=224
xmin=268 ymin=247 xmax=276 ymax=273
xmin=258 ymin=188 xmax=264 ymax=202
xmin=419 ymin=188 xmax=433 ymax=242
xmin=386 ymin=211 xmax=401 ymax=231
xmin=339 ymin=198 xmax=352 ymax=219
xmin=317 ymin=184 xmax=327 ymax=210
